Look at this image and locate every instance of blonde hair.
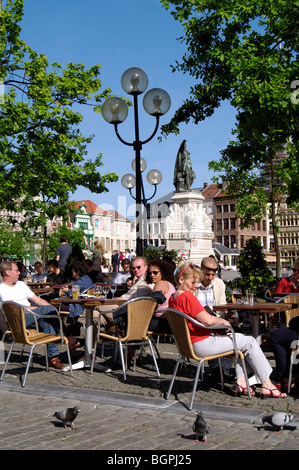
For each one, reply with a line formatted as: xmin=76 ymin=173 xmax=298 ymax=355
xmin=173 ymin=262 xmax=203 ymax=286
xmin=94 ymin=241 xmax=105 ymax=253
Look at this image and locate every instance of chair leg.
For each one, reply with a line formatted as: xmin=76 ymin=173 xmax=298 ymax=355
xmin=118 ymin=340 xmax=127 ymax=381
xmin=22 ymin=345 xmax=35 ymax=387
xmin=240 ymin=357 xmax=252 ymax=399
xmin=189 ymin=360 xmax=204 ymax=411
xmin=90 ymin=341 xmax=97 ymax=374
xmin=0 ymin=341 xmax=14 ymax=381
xmin=65 ymin=345 xmax=73 ymax=377
xmin=147 ymin=338 xmax=160 ymax=378
xmin=218 ymin=357 xmax=224 ymax=389
xmin=166 ymin=354 xmax=182 ymax=400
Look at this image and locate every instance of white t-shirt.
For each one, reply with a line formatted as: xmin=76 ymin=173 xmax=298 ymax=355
xmin=0 ymin=281 xmax=35 ymax=307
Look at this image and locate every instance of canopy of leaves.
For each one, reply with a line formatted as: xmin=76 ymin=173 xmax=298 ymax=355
xmin=0 ymin=0 xmax=118 ymax=232
xmin=160 ymin=0 xmax=299 ymax=207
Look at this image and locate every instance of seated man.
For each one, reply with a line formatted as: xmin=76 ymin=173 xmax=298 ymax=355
xmin=0 ymin=260 xmax=66 ymax=369
xmin=111 ymin=258 xmax=131 ymax=285
xmin=86 ymin=256 xmax=154 ymax=332
xmin=27 ymin=261 xmax=48 ymax=283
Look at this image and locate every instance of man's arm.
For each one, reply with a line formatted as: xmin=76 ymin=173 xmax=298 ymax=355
xmin=28 ymin=294 xmax=53 ymax=308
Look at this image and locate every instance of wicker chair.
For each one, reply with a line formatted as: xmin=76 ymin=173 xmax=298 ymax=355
xmin=165 ymin=308 xmax=251 ymax=410
xmin=0 ymin=301 xmax=73 ymax=387
xmin=91 ymin=297 xmax=160 ymax=381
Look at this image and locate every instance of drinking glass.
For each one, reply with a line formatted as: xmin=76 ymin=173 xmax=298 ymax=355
xmin=232 ymin=288 xmax=243 ymax=303
xmin=94 ymin=284 xmax=102 ymax=296
xmin=246 ymin=289 xmax=254 ymax=305
xmin=72 ymin=285 xmax=80 ymax=300
xmin=103 ymin=285 xmax=109 ymax=299
xmin=110 ymin=284 xmax=117 ymax=299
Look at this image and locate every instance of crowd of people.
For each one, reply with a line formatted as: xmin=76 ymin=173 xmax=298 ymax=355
xmin=0 ymin=236 xmax=298 ymax=399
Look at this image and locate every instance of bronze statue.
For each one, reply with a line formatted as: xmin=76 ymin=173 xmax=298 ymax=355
xmin=173 ymin=140 xmax=196 ymax=192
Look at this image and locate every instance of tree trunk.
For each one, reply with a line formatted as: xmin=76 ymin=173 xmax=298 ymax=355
xmin=43 ymin=225 xmax=47 ymax=267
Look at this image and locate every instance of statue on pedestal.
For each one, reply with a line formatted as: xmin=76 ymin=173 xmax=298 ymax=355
xmin=173 ymin=140 xmax=196 ymax=192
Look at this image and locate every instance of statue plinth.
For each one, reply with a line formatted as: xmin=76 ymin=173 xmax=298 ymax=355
xmin=164 ymin=191 xmax=214 ymax=264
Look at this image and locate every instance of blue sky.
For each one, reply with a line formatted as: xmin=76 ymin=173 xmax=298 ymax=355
xmin=20 ymin=0 xmax=236 ymax=217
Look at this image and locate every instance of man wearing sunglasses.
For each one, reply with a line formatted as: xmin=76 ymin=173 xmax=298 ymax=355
xmin=120 ymin=257 xmax=153 ymax=300
xmin=87 ymin=257 xmax=154 ymax=331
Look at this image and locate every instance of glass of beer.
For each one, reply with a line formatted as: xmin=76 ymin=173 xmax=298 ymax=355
xmin=232 ymin=288 xmax=243 ymax=303
xmin=72 ymin=285 xmax=80 ymax=300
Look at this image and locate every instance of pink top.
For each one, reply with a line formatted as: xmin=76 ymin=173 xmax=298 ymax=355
xmin=154 ymin=282 xmax=176 ymax=318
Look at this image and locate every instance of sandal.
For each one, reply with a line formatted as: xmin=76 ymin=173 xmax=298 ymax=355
xmin=231 ymin=384 xmax=256 ymax=397
xmin=259 ymin=386 xmax=287 ymax=398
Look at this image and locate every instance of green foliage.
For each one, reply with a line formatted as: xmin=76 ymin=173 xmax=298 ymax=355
xmin=46 ymin=225 xmax=85 ymax=260
xmin=0 ymin=219 xmax=33 ymax=259
xmin=0 ymin=0 xmax=118 ymax=233
xmin=227 ymin=237 xmax=275 ymax=297
xmin=143 ymin=247 xmax=178 ymax=263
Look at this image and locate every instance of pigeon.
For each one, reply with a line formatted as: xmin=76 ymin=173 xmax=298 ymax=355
xmin=193 ymin=410 xmax=210 ymax=443
xmin=262 ymin=412 xmax=293 ymax=432
xmin=53 ymin=406 xmax=81 ymax=430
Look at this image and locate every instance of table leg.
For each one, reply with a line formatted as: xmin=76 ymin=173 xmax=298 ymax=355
xmin=62 ymin=309 xmax=111 ymax=373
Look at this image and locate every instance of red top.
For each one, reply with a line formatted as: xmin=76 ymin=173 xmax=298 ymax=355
xmin=169 ymin=291 xmax=210 ymax=343
xmin=275 ymin=277 xmax=299 ymax=294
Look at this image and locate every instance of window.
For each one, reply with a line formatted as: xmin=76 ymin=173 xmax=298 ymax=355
xmin=223 ymin=218 xmax=229 ymax=230
xmin=230 ymin=218 xmax=236 ymax=229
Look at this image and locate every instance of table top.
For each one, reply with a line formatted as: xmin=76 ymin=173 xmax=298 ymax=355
xmin=50 ymin=296 xmax=126 ymax=306
xmin=214 ymin=302 xmax=296 ymax=313
xmin=28 ymin=281 xmax=54 ymax=288
xmin=32 ymin=287 xmax=54 ymax=294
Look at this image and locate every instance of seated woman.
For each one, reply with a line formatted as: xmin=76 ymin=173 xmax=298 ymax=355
xmin=169 ymin=263 xmax=287 ymax=398
xmin=146 ymin=258 xmax=176 ymax=334
xmin=275 ymin=260 xmax=299 ymax=294
xmin=62 ymin=260 xmax=94 ymax=348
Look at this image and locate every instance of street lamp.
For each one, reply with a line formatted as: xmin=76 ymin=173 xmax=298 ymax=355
xmin=101 ymin=67 xmax=171 ymax=256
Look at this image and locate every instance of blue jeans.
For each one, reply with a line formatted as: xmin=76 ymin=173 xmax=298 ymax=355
xmin=25 ymin=306 xmax=61 ymax=359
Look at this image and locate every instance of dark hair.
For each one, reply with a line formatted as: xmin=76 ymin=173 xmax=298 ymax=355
xmin=60 ymin=234 xmax=67 ymax=243
xmin=146 ymin=258 xmax=175 ymax=285
xmin=72 ymin=260 xmax=89 ymax=277
xmin=47 ymin=259 xmax=58 ymax=268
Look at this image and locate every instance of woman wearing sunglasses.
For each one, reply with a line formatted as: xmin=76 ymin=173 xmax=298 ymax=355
xmin=169 ymin=263 xmax=287 ymax=398
xmin=146 ymin=258 xmax=176 ymax=333
xmin=275 ymin=260 xmax=299 ymax=294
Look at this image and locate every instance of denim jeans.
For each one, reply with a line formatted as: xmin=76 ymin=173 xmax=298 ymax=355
xmin=25 ymin=305 xmax=61 ymax=359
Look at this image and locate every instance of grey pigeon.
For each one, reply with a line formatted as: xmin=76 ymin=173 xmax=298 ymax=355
xmin=53 ymin=406 xmax=81 ymax=430
xmin=262 ymin=412 xmax=293 ymax=432
xmin=193 ymin=410 xmax=210 ymax=443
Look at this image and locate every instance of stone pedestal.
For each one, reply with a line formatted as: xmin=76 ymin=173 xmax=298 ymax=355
xmin=164 ymin=191 xmax=214 ymax=264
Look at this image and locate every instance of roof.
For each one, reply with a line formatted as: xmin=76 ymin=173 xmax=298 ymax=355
xmin=74 ymin=200 xmax=107 ymax=215
xmin=213 ymin=242 xmax=239 ymax=254
xmin=202 ymin=184 xmax=222 ymax=199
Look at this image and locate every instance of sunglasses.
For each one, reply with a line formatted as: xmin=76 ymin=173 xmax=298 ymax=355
xmin=293 ymin=269 xmax=299 ymax=273
xmin=202 ymin=264 xmax=217 ymax=273
xmin=149 ymin=270 xmax=160 ymax=275
xmin=132 ymin=266 xmax=142 ymax=270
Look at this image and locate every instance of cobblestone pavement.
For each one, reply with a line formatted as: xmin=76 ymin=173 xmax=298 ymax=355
xmin=1 ymin=337 xmax=299 ymax=451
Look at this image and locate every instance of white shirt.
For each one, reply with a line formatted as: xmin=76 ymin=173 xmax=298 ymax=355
xmin=0 ymin=281 xmax=35 ymax=307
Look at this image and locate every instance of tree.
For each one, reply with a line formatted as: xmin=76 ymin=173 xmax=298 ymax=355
xmin=161 ymin=0 xmax=299 ymax=274
xmin=0 ymin=0 xmax=118 ymax=238
xmin=229 ymin=237 xmax=275 ymax=297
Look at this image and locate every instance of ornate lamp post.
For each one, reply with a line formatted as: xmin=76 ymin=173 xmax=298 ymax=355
xmin=101 ymin=67 xmax=170 ymax=256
